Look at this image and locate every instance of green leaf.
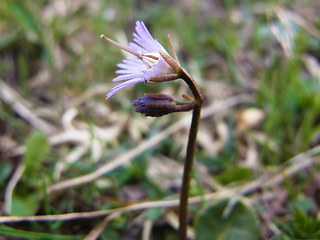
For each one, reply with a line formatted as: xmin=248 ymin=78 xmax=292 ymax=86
xmin=142 ymin=179 xmax=164 ymax=200
xmin=215 ymin=167 xmax=254 ymax=185
xmin=290 ymin=198 xmax=315 ymax=213
xmin=11 ymin=194 xmax=39 ymax=216
xmin=0 ymin=225 xmax=79 ymax=240
xmin=7 ymin=132 xmax=50 ymax=216
xmin=7 ymin=1 xmax=41 ymax=37
xmin=195 ymin=198 xmax=262 ymax=240
xmin=0 ymin=31 xmax=19 ymax=50
xmin=23 ymin=131 xmax=50 ymax=177
xmin=0 ymin=161 xmax=12 ymax=186
xmin=146 ymin=207 xmax=165 ymax=220
xmin=101 ymin=228 xmax=121 ymax=240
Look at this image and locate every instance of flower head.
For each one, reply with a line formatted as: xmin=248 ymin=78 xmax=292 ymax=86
xmin=101 ymin=21 xmax=179 ymax=100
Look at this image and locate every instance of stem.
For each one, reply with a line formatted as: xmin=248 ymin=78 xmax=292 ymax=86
xmin=179 ymin=71 xmax=203 ymax=240
xmin=179 ymin=69 xmax=204 ymax=104
xmin=179 ymin=105 xmax=201 ymax=240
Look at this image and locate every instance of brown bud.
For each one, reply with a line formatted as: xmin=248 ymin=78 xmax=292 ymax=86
xmin=133 ymin=94 xmax=195 ymax=117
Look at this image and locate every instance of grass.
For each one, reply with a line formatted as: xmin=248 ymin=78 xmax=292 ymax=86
xmin=1 ymin=0 xmax=320 ymax=239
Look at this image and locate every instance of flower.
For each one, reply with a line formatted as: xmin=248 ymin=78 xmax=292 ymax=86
xmin=101 ymin=21 xmax=179 ymax=100
xmin=133 ymin=93 xmax=195 ymax=117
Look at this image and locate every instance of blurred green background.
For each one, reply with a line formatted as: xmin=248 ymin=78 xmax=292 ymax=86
xmin=1 ymin=0 xmax=320 ymax=239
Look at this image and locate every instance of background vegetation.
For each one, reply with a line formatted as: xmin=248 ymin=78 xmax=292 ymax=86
xmin=1 ymin=0 xmax=320 ymax=239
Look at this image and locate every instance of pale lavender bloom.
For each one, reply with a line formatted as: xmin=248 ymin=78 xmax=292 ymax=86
xmin=101 ymin=21 xmax=174 ymax=99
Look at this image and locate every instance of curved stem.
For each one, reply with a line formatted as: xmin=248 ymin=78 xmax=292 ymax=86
xmin=179 ymin=71 xmax=203 ymax=240
xmin=179 ymin=68 xmax=204 ymax=104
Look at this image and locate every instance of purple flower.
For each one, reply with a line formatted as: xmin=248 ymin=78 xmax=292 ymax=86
xmin=101 ymin=21 xmax=178 ymax=100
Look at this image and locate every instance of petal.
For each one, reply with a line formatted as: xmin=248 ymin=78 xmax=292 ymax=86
xmin=131 ymin=21 xmax=166 ymax=53
xmin=106 ymin=78 xmax=145 ymax=99
xmin=132 ymin=34 xmax=159 ymax=53
xmin=135 ymin=21 xmax=155 ymax=42
xmin=117 ymin=61 xmax=146 ymax=71
xmin=129 ymin=42 xmax=149 ymax=53
xmin=116 ymin=69 xmax=139 ymax=74
xmin=117 ymin=58 xmax=148 ymax=72
xmin=113 ymin=73 xmax=143 ymax=82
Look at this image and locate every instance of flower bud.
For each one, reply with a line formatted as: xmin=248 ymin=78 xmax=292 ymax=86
xmin=133 ymin=94 xmax=195 ymax=117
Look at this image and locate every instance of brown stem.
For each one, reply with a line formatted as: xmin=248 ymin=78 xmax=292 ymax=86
xmin=178 ymin=70 xmax=203 ymax=240
xmin=179 ymin=104 xmax=201 ymax=240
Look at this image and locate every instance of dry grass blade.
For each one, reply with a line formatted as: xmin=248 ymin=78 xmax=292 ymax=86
xmin=240 ymin=144 xmax=320 ymax=196
xmin=84 ymin=212 xmax=122 ymax=240
xmin=0 ymin=79 xmax=57 ymax=134
xmin=165 ymin=211 xmax=195 ymax=239
xmin=69 ymin=83 xmax=111 ymax=107
xmin=4 ymin=164 xmax=25 ymax=215
xmin=223 ymin=144 xmax=320 ymax=217
xmin=0 ymin=191 xmax=232 ymax=223
xmin=277 ymin=7 xmax=320 ymax=40
xmin=142 ymin=219 xmax=153 ymax=240
xmin=8 ymin=116 xmax=123 ymax=158
xmin=272 ymin=7 xmax=295 ymax=57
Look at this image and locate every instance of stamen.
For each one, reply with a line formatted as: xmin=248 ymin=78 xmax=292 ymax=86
xmin=143 ymin=54 xmax=159 ymax=60
xmin=141 ymin=59 xmax=152 ymax=69
xmin=101 ymin=34 xmax=162 ymax=70
xmin=100 ymin=34 xmax=142 ymax=58
xmin=140 ymin=53 xmax=160 ymax=69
